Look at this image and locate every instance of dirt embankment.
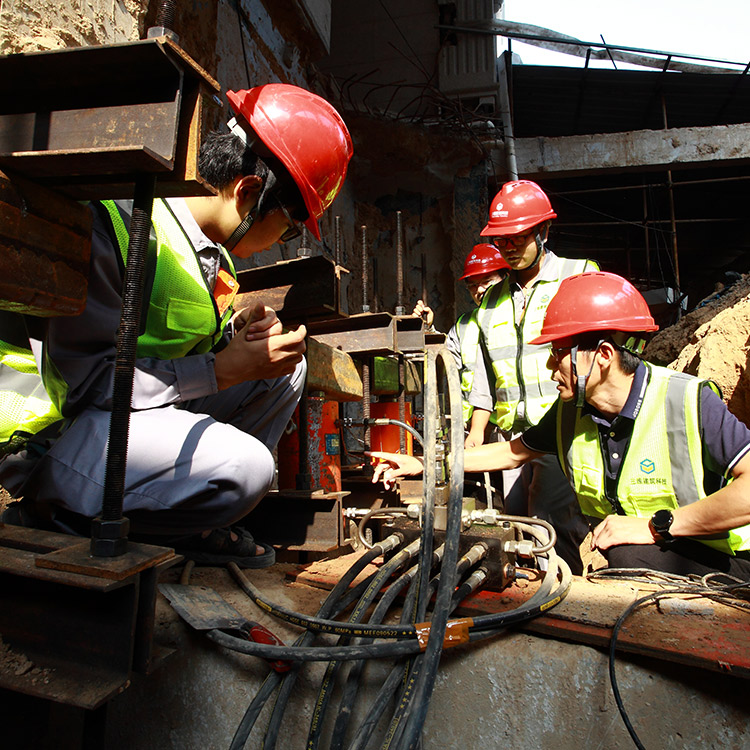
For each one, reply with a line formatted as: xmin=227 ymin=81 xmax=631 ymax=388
xmin=645 ymin=274 xmax=750 ymax=426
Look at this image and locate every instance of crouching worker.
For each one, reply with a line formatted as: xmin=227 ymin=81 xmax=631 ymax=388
xmin=0 ymin=84 xmax=353 ymax=568
xmin=371 ymin=272 xmax=750 ymax=579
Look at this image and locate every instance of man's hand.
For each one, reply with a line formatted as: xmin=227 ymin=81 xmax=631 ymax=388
xmin=412 ymin=299 xmax=434 ymax=328
xmin=215 ymin=302 xmax=306 ymax=389
xmin=366 ymin=451 xmax=424 ymax=490
xmin=464 ymin=429 xmax=485 ymax=450
xmin=590 ymin=515 xmax=655 ymax=551
xmin=232 ymin=302 xmax=283 ymax=340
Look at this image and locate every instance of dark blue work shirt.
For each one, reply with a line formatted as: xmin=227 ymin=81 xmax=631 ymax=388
xmin=521 ymin=361 xmax=750 ymax=510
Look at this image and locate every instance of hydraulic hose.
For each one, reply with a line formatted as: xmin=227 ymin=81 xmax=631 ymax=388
xmin=357 ymin=508 xmax=410 ymax=549
xmin=229 ymin=542 xmax=422 ymax=640
xmin=391 ymin=345 xmax=465 ymax=750
xmin=306 ymin=539 xmax=422 ymax=750
xmin=325 ymin=559 xmax=423 ymax=750
xmin=364 ymin=417 xmax=424 ymax=448
xmin=227 ymin=539 xmax=397 ymax=749
xmin=218 ymin=344 xmax=576 ymax=750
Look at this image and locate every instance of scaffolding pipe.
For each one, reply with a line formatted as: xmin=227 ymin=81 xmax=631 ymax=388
xmin=662 ymin=95 xmax=681 ymax=291
xmin=497 ymin=51 xmax=518 ymax=180
xmin=642 ymin=186 xmax=652 ymax=290
xmin=554 ymin=174 xmax=750 ymax=196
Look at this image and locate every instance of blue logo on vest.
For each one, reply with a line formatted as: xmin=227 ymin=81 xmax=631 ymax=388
xmin=640 ymin=459 xmax=655 ymax=474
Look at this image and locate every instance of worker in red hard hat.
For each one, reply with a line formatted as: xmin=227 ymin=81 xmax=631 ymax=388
xmin=467 ymin=180 xmax=599 ymax=574
xmin=0 ymin=83 xmax=353 ymax=569
xmin=413 ymin=243 xmax=509 ymax=444
xmin=371 ymin=272 xmax=750 ymax=579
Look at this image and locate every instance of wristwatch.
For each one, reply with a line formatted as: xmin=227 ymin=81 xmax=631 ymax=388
xmin=649 ymin=509 xmax=675 ymax=544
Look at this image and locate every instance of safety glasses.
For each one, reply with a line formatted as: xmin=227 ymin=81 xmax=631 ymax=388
xmin=550 ymin=346 xmax=571 ymax=363
xmin=490 ymin=231 xmax=534 ymax=250
xmin=274 ymin=197 xmax=302 ymax=243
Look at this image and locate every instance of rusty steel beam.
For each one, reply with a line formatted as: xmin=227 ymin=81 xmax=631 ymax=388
xmin=0 ymin=524 xmax=179 ymax=709
xmin=307 ymin=312 xmax=425 ymax=357
xmin=236 ymin=255 xmax=345 ymax=324
xmin=245 ymin=491 xmax=349 ymax=551
xmin=0 ymin=170 xmax=91 ymax=316
xmin=0 ymin=37 xmax=220 ymax=199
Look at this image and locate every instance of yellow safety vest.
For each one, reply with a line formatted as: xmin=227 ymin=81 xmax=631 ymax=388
xmin=0 ymin=340 xmax=62 ymax=451
xmin=102 ymin=199 xmax=237 ymax=360
xmin=1 ymin=200 xmax=240 ymax=444
xmin=556 ymin=363 xmax=750 ymax=555
xmin=477 ymin=256 xmax=596 ymax=431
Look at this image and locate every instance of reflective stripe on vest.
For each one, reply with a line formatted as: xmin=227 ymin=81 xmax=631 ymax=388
xmin=456 ymin=311 xmax=479 ymax=425
xmin=0 ymin=341 xmax=61 ymax=445
xmin=456 ymin=311 xmax=498 ymax=427
xmin=101 ymin=199 xmax=237 ymax=360
xmin=556 ymin=363 xmax=750 ymax=555
xmin=477 ymin=256 xmax=595 ymax=431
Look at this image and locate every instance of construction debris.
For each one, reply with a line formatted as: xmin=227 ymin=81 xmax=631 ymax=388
xmin=645 ymin=273 xmax=750 ymax=426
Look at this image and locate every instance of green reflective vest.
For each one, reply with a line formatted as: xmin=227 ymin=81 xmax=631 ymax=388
xmin=0 ymin=200 xmax=238 ymax=447
xmin=102 ymin=199 xmax=237 ymax=360
xmin=477 ymin=256 xmax=596 ymax=431
xmin=556 ymin=363 xmax=750 ymax=555
xmin=0 ymin=341 xmax=61 ymax=451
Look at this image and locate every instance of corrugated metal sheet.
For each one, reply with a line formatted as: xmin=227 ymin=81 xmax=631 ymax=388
xmin=510 ymin=66 xmax=750 ymax=137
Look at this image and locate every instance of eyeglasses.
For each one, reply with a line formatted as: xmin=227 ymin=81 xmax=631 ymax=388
xmin=550 ymin=346 xmax=571 ymax=362
xmin=465 ymin=276 xmax=498 ymax=292
xmin=274 ymin=197 xmax=302 ymax=243
xmin=491 ymin=231 xmax=534 ymax=250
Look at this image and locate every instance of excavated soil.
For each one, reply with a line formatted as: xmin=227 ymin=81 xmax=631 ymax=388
xmin=645 ymin=273 xmax=750 ymax=427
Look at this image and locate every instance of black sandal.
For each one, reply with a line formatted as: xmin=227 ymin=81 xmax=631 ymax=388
xmin=170 ymin=526 xmax=276 ymax=569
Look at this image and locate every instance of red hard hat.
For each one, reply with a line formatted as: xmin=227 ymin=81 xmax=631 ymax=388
xmin=529 ymin=271 xmax=659 ymax=346
xmin=480 ymin=180 xmax=557 ymax=237
xmin=226 ymin=84 xmax=353 ymax=240
xmin=459 ymin=243 xmax=511 ymax=280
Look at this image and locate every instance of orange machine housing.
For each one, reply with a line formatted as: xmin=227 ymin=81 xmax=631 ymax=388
xmin=369 ymin=401 xmax=413 ymax=455
xmin=277 ymin=395 xmax=342 ymax=493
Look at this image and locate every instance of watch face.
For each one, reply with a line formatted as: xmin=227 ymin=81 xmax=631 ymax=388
xmin=652 ymin=509 xmax=673 ymax=533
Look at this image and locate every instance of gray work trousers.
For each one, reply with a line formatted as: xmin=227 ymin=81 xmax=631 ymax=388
xmin=501 ymin=431 xmax=589 ymax=575
xmin=0 ymin=361 xmax=305 ymax=537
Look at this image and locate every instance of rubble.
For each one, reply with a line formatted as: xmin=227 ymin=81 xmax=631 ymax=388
xmin=644 ymin=273 xmax=750 ymax=426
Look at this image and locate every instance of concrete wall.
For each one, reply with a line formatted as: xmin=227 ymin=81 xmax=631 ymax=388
xmin=97 ymin=594 xmax=750 ymax=749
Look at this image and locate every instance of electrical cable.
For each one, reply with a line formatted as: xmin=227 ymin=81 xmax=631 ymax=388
xmin=586 ymin=568 xmax=750 ymax=750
